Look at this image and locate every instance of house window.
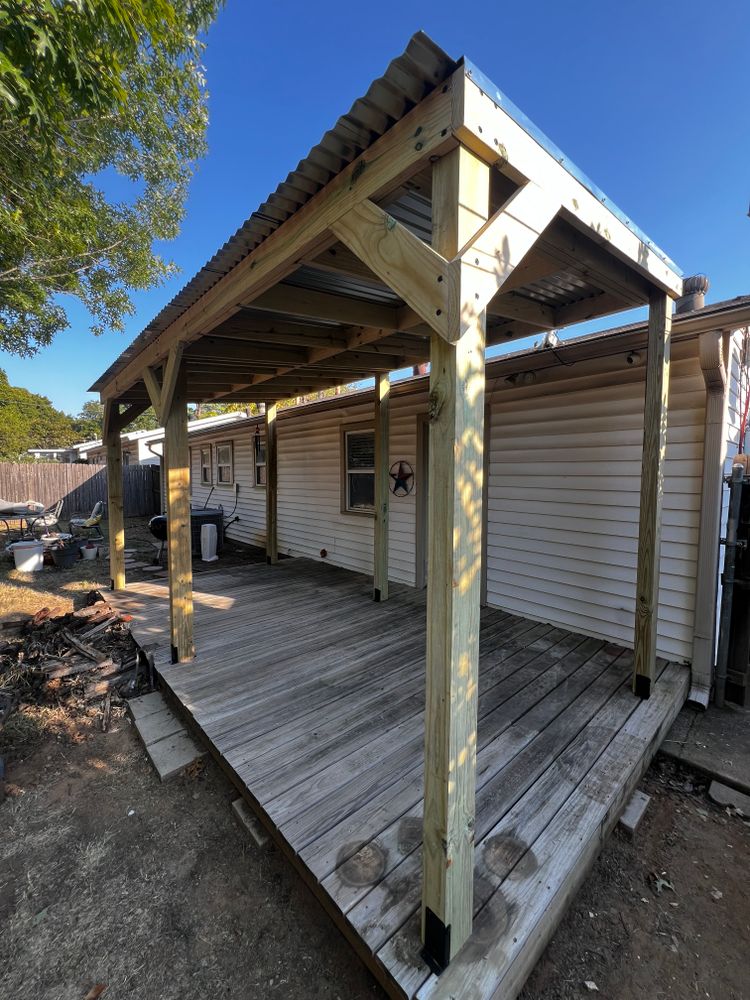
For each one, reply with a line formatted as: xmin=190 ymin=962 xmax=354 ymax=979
xmin=254 ymin=433 xmax=266 ymax=486
xmin=200 ymin=446 xmax=212 ymax=485
xmin=344 ymin=429 xmax=375 ymax=513
xmin=216 ymin=441 xmax=234 ymax=485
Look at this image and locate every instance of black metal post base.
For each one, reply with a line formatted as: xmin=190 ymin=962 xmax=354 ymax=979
xmin=421 ymin=907 xmax=451 ymax=975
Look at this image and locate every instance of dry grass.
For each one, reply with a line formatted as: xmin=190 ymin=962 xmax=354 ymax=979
xmin=0 ymin=516 xmax=158 ymax=618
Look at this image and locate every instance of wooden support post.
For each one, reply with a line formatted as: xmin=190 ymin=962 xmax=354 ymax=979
xmin=265 ymin=402 xmax=278 ymax=565
xmin=421 ymin=145 xmax=489 ymax=970
xmin=633 ymin=289 xmax=672 ymax=698
xmin=164 ymin=365 xmax=194 ymax=662
xmin=373 ymin=372 xmax=390 ymax=601
xmin=104 ymin=401 xmax=125 ymax=592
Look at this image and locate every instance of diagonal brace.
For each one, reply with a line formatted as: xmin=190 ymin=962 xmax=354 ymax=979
xmin=331 ymin=186 xmax=560 ymax=344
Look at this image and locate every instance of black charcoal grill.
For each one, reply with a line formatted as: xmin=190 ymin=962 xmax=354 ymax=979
xmin=148 ymin=507 xmax=225 ymax=563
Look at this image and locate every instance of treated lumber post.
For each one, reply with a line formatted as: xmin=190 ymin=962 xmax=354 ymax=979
xmin=422 ymin=145 xmax=489 ymax=969
xmin=104 ymin=402 xmax=125 ymax=592
xmin=633 ymin=289 xmax=672 ymax=698
xmin=164 ymin=364 xmax=194 ymax=662
xmin=373 ymin=372 xmax=390 ymax=601
xmin=265 ymin=402 xmax=278 ymax=565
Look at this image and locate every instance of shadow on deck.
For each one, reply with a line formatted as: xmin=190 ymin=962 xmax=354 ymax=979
xmin=111 ymin=557 xmax=689 ymax=1000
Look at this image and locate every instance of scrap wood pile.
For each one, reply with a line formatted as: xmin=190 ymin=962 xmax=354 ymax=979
xmin=0 ymin=592 xmax=152 ymax=733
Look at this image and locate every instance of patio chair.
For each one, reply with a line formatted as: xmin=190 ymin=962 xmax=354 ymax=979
xmin=28 ymin=499 xmax=64 ymax=537
xmin=69 ymin=500 xmax=105 ymax=540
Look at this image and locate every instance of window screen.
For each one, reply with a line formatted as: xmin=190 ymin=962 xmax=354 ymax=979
xmin=345 ymin=430 xmax=374 ymax=512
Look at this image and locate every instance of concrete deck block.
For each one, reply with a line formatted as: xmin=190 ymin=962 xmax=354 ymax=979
xmin=619 ymin=789 xmax=651 ymax=838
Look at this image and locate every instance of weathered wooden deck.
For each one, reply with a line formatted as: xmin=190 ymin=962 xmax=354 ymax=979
xmin=112 ymin=557 xmax=689 ymax=1000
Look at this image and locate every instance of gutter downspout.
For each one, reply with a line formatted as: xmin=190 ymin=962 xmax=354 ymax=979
xmin=689 ymin=329 xmax=728 ymax=707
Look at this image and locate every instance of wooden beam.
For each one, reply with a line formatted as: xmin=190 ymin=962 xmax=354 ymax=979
xmin=265 ymin=403 xmax=278 ymax=565
xmin=100 ymin=81 xmax=455 ymax=400
xmin=249 ymin=284 xmax=403 ymax=329
xmin=540 ymin=221 xmax=650 ymax=306
xmin=458 ymin=181 xmax=560 ymax=320
xmin=104 ymin=401 xmax=125 ymax=592
xmin=373 ymin=372 xmax=390 ymax=602
xmin=142 ymin=366 xmax=164 ymax=422
xmin=331 ymin=199 xmax=455 ymax=340
xmin=160 ymin=344 xmax=183 ymax=421
xmin=422 ymin=144 xmax=489 ymax=969
xmin=114 ymin=400 xmax=152 ymax=432
xmin=633 ymin=289 xmax=672 ymax=697
xmin=453 ymin=70 xmax=683 ymax=298
xmin=488 ymin=291 xmax=556 ymax=327
xmin=306 ymin=242 xmax=385 ymax=284
xmin=164 ymin=365 xmax=194 ymax=662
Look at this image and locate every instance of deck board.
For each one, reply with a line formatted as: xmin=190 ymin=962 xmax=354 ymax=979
xmin=113 ymin=557 xmax=688 ymax=1000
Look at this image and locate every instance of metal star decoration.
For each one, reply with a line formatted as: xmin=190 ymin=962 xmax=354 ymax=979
xmin=389 ymin=460 xmax=414 ymax=497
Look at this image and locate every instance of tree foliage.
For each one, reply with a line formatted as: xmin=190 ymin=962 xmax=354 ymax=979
xmin=0 ymin=368 xmax=78 ymax=460
xmin=0 ymin=0 xmax=223 ymax=355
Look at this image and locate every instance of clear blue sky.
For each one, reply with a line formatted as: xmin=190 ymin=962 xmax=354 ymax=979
xmin=3 ymin=0 xmax=748 ymax=414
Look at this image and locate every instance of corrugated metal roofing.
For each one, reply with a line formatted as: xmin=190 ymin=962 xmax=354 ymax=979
xmin=90 ymin=32 xmax=456 ymax=392
xmin=91 ymin=31 xmax=683 ymax=396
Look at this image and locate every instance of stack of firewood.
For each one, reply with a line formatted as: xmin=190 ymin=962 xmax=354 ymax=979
xmin=0 ymin=592 xmax=150 ymax=733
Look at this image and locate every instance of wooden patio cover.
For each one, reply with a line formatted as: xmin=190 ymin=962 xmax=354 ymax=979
xmin=91 ymin=32 xmax=683 ymax=973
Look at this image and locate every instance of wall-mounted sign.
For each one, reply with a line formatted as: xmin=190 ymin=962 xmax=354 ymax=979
xmin=389 ymin=460 xmax=414 ymax=497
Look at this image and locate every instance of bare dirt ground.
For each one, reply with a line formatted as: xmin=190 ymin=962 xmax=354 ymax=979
xmin=1 ymin=526 xmax=748 ymax=1000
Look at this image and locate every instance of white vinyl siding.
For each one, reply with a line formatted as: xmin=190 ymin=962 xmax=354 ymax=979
xmin=485 ymin=342 xmax=705 ymax=663
xmin=188 ymin=426 xmax=266 ymax=548
xmin=276 ymin=391 xmax=425 ymax=584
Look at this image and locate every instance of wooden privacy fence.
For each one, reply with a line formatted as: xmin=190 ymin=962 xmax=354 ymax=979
xmin=0 ymin=463 xmax=160 ymax=518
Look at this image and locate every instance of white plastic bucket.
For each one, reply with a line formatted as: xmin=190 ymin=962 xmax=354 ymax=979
xmin=200 ymin=522 xmax=218 ymax=562
xmin=12 ymin=540 xmax=44 ymax=572
xmin=81 ymin=544 xmax=98 ymax=560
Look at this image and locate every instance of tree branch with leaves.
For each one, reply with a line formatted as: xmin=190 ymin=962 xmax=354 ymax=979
xmin=0 ymin=0 xmax=224 ymax=356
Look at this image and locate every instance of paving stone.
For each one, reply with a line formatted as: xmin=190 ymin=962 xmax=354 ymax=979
xmin=128 ymin=691 xmax=168 ymax=722
xmin=135 ymin=705 xmax=184 ymax=746
xmin=708 ymin=780 xmax=750 ymax=815
xmin=145 ymin=730 xmax=205 ymax=782
xmin=663 ymin=703 xmax=750 ymax=795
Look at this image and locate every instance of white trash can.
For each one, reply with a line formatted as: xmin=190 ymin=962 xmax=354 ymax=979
xmin=12 ymin=540 xmax=44 ymax=572
xmin=200 ymin=522 xmax=219 ymax=562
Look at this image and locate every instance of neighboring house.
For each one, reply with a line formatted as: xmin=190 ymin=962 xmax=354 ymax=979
xmin=82 ymin=412 xmax=249 ymax=467
xmin=27 ymin=447 xmax=80 ymax=463
xmin=152 ymin=293 xmax=749 ymax=688
xmin=27 ymin=439 xmax=104 ymax=463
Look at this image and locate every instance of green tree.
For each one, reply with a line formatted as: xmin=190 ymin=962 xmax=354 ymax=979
xmin=71 ymin=398 xmax=159 ymax=440
xmin=0 ymin=368 xmax=78 ymax=460
xmin=0 ymin=0 xmax=223 ymax=356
